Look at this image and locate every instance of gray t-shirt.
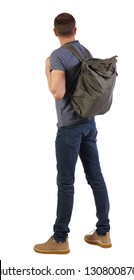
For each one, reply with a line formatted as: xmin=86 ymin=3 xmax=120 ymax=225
xmin=50 ymin=40 xmax=93 ymax=127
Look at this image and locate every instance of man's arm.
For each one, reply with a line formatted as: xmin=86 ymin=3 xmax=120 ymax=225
xmin=45 ymin=57 xmax=66 ymax=100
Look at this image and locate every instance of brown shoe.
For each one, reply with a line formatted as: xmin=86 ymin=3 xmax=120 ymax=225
xmin=84 ymin=231 xmax=112 ymax=248
xmin=34 ymin=237 xmax=70 ymax=254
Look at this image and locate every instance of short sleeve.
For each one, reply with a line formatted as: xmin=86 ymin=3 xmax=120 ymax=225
xmin=50 ymin=49 xmax=66 ymax=72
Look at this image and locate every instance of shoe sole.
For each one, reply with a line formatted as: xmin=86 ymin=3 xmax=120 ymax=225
xmin=84 ymin=237 xmax=112 ymax=248
xmin=34 ymin=247 xmax=70 ymax=254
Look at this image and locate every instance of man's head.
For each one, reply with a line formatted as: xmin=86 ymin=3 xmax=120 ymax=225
xmin=54 ymin=13 xmax=76 ymax=37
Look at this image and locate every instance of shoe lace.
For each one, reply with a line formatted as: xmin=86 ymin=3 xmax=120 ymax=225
xmin=88 ymin=228 xmax=96 ymax=234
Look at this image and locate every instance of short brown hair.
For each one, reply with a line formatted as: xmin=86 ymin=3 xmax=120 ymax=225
xmin=54 ymin=13 xmax=76 ymax=36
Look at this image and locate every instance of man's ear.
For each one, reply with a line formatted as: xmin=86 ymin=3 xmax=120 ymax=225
xmin=73 ymin=27 xmax=77 ymax=35
xmin=53 ymin=28 xmax=58 ymax=36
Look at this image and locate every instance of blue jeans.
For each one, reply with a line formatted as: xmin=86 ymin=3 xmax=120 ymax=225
xmin=53 ymin=119 xmax=110 ymax=242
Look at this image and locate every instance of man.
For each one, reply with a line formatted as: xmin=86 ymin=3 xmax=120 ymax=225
xmin=34 ymin=12 xmax=112 ymax=254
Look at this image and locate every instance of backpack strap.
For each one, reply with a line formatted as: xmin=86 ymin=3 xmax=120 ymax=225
xmin=62 ymin=43 xmax=92 ymax=62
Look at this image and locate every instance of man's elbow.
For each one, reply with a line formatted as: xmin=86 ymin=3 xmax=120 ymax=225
xmin=51 ymin=89 xmax=65 ymax=100
xmin=53 ymin=94 xmax=64 ymax=101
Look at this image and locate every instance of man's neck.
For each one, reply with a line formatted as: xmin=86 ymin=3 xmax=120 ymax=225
xmin=58 ymin=36 xmax=76 ymax=46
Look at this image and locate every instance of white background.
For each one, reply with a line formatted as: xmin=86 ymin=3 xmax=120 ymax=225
xmin=0 ymin=0 xmax=134 ymax=279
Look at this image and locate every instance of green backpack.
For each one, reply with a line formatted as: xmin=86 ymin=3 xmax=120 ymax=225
xmin=62 ymin=43 xmax=118 ymax=118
